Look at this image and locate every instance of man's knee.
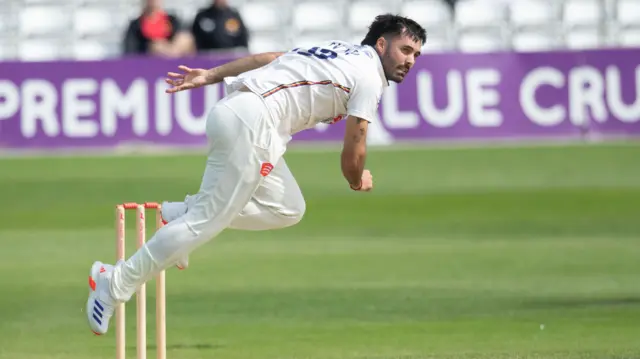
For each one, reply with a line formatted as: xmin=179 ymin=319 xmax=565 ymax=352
xmin=276 ymin=199 xmax=306 ymax=227
xmin=229 ymin=195 xmax=306 ymax=231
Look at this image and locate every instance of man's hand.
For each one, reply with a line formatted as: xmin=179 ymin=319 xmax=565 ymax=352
xmin=351 ymin=169 xmax=373 ymax=192
xmin=165 ymin=65 xmax=209 ymax=93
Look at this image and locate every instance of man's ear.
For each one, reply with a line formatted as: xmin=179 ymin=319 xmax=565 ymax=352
xmin=375 ymin=36 xmax=387 ymax=53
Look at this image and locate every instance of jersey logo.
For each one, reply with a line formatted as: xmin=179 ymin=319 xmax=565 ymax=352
xmin=260 ymin=162 xmax=274 ymax=177
xmin=321 ymin=114 xmax=345 ymax=125
xmin=330 ymin=114 xmax=345 ymax=124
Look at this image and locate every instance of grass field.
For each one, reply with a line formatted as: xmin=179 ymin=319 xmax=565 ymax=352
xmin=0 ymin=141 xmax=639 ymax=359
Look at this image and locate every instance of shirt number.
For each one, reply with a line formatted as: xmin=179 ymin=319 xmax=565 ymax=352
xmin=292 ymin=46 xmax=338 ymax=60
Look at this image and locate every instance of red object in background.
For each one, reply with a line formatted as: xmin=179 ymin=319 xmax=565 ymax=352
xmin=140 ymin=11 xmax=173 ymax=40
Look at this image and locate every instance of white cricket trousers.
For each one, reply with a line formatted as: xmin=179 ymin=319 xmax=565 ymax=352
xmin=110 ymin=89 xmax=304 ymax=302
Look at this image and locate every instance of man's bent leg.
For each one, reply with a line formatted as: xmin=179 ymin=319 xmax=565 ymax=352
xmin=229 ymin=159 xmax=306 ymax=230
xmin=164 ymin=159 xmax=304 ymax=269
xmin=108 ymin=92 xmax=277 ymax=303
xmin=163 ymin=159 xmax=305 ymax=232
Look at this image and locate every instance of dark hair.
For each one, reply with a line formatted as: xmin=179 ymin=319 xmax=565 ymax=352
xmin=361 ymin=14 xmax=426 ymax=47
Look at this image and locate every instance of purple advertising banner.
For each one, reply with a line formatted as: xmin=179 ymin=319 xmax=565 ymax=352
xmin=1 ymin=48 xmax=640 ymax=150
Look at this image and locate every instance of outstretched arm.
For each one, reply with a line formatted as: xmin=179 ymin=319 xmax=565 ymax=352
xmin=165 ymin=51 xmax=284 ymax=93
xmin=204 ymin=51 xmax=283 ymax=84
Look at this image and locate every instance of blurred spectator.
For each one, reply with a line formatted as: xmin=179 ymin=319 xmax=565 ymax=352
xmin=191 ymin=0 xmax=249 ymax=52
xmin=123 ymin=0 xmax=195 ymax=57
xmin=443 ymin=0 xmax=457 ymax=12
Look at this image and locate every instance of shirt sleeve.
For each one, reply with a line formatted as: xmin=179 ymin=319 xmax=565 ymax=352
xmin=235 ymin=12 xmax=250 ymax=48
xmin=190 ymin=12 xmax=206 ymax=50
xmin=346 ymin=72 xmax=382 ymax=123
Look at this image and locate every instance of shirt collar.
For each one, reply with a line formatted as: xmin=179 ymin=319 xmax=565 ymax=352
xmin=365 ymin=45 xmax=389 ymax=88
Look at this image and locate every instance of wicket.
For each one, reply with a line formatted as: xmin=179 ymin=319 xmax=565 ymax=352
xmin=115 ymin=202 xmax=167 ymax=359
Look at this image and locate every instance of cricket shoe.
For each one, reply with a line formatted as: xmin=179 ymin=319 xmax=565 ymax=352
xmin=86 ymin=261 xmax=118 ymax=335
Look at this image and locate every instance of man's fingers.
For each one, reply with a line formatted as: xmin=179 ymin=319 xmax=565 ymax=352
xmin=165 ymin=83 xmax=193 ymax=94
xmin=167 ymin=72 xmax=184 ymax=79
xmin=165 ymin=78 xmax=183 ymax=86
xmin=178 ymin=65 xmax=192 ymax=73
xmin=165 ymin=84 xmax=184 ymax=94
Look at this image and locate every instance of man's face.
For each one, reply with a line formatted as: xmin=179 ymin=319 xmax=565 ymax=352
xmin=144 ymin=0 xmax=162 ymax=11
xmin=375 ymin=31 xmax=422 ymax=83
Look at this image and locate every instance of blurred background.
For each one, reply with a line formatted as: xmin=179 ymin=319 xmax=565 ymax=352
xmin=1 ymin=1 xmax=639 ymax=359
xmin=2 ymin=0 xmax=640 ymax=61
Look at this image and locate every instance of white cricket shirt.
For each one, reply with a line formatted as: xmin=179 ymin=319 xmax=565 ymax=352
xmin=223 ymin=40 xmax=389 ymax=143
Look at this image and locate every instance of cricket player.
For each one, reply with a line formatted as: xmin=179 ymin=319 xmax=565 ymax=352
xmin=86 ymin=13 xmax=426 ymax=335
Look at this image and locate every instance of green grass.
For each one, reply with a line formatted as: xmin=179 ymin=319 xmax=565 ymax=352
xmin=0 ymin=142 xmax=639 ymax=359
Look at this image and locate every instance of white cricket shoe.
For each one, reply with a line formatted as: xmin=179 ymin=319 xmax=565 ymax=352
xmin=161 ymin=196 xmax=193 ymax=270
xmin=86 ymin=261 xmax=118 ymax=335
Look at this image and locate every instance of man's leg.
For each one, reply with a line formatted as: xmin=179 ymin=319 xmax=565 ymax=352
xmin=229 ymin=158 xmax=306 ymax=230
xmin=162 ymin=158 xmax=305 ymax=230
xmin=162 ymin=158 xmax=305 ymax=269
xmin=86 ymin=90 xmax=279 ymax=334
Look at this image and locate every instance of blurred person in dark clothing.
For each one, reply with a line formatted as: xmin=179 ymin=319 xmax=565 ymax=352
xmin=123 ymin=0 xmax=195 ymax=57
xmin=191 ymin=0 xmax=249 ymax=52
xmin=443 ymin=0 xmax=456 ymax=12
